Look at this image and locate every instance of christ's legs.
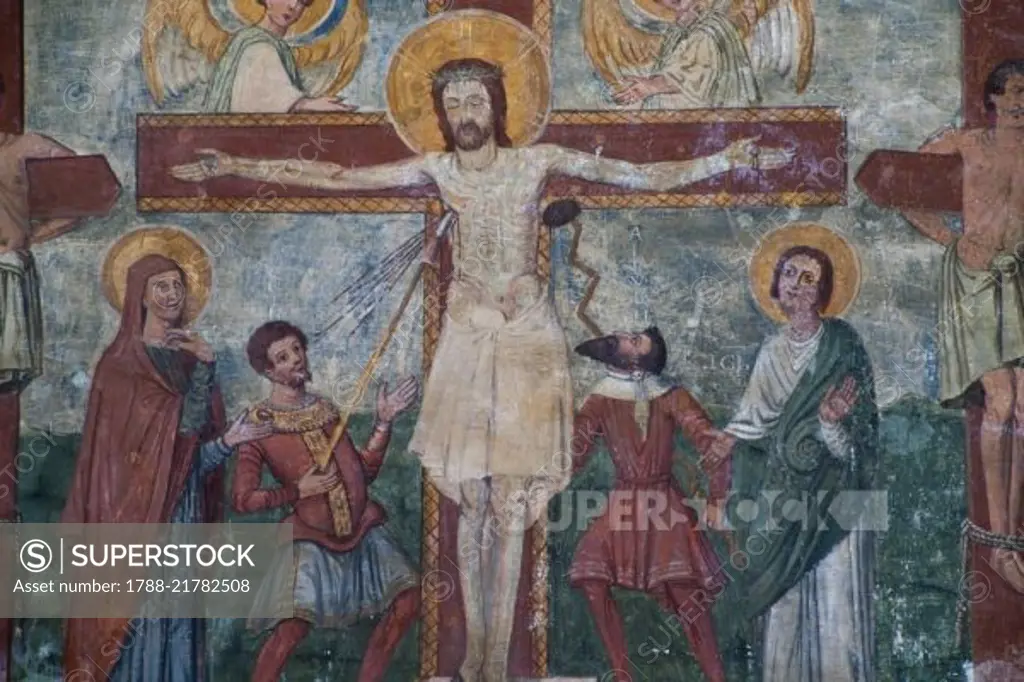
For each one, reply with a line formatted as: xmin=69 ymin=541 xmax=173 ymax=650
xmin=664 ymin=584 xmax=727 ymax=682
xmin=251 ymin=618 xmax=311 ymax=682
xmin=459 ymin=479 xmax=490 ymax=682
xmin=481 ymin=476 xmax=529 ymax=682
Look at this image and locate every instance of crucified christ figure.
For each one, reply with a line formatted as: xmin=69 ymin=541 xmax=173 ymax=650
xmin=900 ymin=59 xmax=1024 ymax=591
xmin=171 ymin=57 xmax=792 ymax=682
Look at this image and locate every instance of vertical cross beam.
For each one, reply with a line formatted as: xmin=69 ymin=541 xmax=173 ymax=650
xmin=0 ymin=0 xmax=22 ymax=134
xmin=0 ymin=2 xmax=24 ymax=678
xmin=962 ymin=1 xmax=1024 ymax=128
xmin=417 ymin=3 xmax=551 ymax=676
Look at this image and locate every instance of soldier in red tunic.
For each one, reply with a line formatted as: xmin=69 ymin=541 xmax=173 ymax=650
xmin=571 ymin=327 xmax=730 ymax=682
xmin=233 ymin=320 xmax=421 ymax=682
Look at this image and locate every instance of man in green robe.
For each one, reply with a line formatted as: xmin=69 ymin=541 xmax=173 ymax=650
xmin=709 ymin=245 xmax=880 ymax=682
xmin=203 ymin=0 xmax=354 ymax=113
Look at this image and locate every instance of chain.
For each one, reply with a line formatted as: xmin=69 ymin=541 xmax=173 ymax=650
xmin=954 ymin=519 xmax=1024 ymax=647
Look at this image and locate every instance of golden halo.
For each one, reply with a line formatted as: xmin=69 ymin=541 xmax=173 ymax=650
xmin=231 ymin=0 xmax=335 ymax=37
xmin=748 ymin=222 xmax=861 ymax=323
xmin=385 ymin=10 xmax=552 ymax=155
xmin=101 ymin=227 xmax=213 ymax=325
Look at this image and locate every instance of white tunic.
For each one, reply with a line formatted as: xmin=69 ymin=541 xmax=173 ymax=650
xmin=725 ymin=323 xmax=876 ymax=682
xmin=228 ymin=43 xmax=305 ymax=113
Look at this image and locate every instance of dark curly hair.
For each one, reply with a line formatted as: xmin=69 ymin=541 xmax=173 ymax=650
xmin=246 ymin=320 xmax=308 ymax=374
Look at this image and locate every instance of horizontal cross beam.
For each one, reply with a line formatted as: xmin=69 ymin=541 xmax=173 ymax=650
xmin=854 ymin=150 xmax=962 ymax=212
xmin=136 ymin=109 xmax=846 ymax=213
xmin=28 ymin=156 xmax=122 ymax=219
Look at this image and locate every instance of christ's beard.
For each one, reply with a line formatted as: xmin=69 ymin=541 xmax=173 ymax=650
xmin=454 ymin=121 xmax=492 ymax=151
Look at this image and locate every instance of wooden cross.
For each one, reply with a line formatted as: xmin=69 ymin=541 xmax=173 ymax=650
xmin=135 ymin=0 xmax=846 ymax=678
xmin=855 ymin=1 xmax=1024 ymax=675
xmin=0 ymin=2 xmax=121 ymax=679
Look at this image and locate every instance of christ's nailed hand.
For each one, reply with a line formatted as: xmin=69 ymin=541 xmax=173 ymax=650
xmin=222 ymin=411 xmax=275 ymax=449
xmin=297 ymin=462 xmax=342 ymax=499
xmin=170 ymin=149 xmax=233 ymax=182
xmin=722 ymin=136 xmax=796 ymax=171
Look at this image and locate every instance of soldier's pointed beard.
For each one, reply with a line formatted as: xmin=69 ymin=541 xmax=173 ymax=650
xmin=574 ymin=335 xmax=632 ymax=371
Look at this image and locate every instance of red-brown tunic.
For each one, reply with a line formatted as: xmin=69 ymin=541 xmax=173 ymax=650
xmin=232 ymin=398 xmax=388 ymax=553
xmin=61 ymin=254 xmax=227 ymax=681
xmin=568 ymin=386 xmax=724 ymax=593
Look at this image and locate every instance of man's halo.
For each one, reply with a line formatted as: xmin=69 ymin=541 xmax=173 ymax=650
xmin=101 ymin=226 xmax=213 ymax=325
xmin=748 ymin=222 xmax=861 ymax=323
xmin=385 ymin=10 xmax=552 ymax=155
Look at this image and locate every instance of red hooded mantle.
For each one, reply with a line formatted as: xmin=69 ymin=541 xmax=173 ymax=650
xmin=61 ymin=254 xmax=226 ymax=679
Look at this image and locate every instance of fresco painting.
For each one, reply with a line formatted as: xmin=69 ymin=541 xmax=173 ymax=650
xmin=2 ymin=0 xmax=1024 ymax=681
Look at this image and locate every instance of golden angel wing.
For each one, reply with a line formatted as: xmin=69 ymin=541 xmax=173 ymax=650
xmin=293 ymin=0 xmax=369 ymax=98
xmin=729 ymin=0 xmax=815 ymax=93
xmin=142 ymin=0 xmax=230 ymax=106
xmin=581 ymin=0 xmax=663 ymax=90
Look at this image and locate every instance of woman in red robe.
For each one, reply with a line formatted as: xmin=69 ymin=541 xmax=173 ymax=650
xmin=61 ymin=252 xmax=268 ymax=682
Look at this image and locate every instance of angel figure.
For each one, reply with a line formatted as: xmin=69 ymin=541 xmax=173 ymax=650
xmin=582 ymin=0 xmax=815 ymax=109
xmin=142 ymin=0 xmax=368 ymax=113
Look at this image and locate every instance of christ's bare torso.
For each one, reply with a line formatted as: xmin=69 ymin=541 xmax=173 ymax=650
xmin=423 ymin=145 xmax=553 ymax=311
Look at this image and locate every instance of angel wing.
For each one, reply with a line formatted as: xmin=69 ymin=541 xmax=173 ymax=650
xmin=142 ymin=0 xmax=228 ymax=106
xmin=581 ymin=0 xmax=664 ymax=91
xmin=581 ymin=0 xmax=815 ymax=96
xmin=729 ymin=0 xmax=815 ymax=94
xmin=142 ymin=0 xmax=368 ymax=108
xmin=292 ymin=0 xmax=368 ymax=98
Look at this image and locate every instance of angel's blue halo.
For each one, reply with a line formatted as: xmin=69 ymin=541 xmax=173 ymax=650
xmin=208 ymin=0 xmax=350 ymax=47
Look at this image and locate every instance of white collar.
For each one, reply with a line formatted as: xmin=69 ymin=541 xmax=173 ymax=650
xmin=588 ymin=368 xmax=674 ymax=402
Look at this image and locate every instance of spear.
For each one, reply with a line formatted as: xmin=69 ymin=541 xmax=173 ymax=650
xmin=323 ymin=211 xmax=458 ymax=456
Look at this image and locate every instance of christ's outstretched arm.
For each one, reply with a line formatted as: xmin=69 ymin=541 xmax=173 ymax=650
xmin=542 ymin=138 xmax=794 ymax=192
xmin=170 ymin=149 xmax=433 ymax=191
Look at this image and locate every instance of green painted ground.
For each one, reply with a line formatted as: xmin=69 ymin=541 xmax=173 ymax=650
xmin=13 ymin=397 xmax=968 ymax=681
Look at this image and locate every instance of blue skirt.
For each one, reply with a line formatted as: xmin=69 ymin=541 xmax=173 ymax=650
xmin=247 ymin=526 xmax=419 ymax=632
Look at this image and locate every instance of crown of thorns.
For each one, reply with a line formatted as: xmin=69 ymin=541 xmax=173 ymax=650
xmin=431 ymin=61 xmax=505 ymax=87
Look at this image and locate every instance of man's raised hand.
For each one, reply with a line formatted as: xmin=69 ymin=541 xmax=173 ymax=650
xmin=376 ymin=375 xmax=420 ymax=423
xmin=819 ymin=376 xmax=859 ymax=424
xmin=164 ymin=329 xmax=215 ymax=363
